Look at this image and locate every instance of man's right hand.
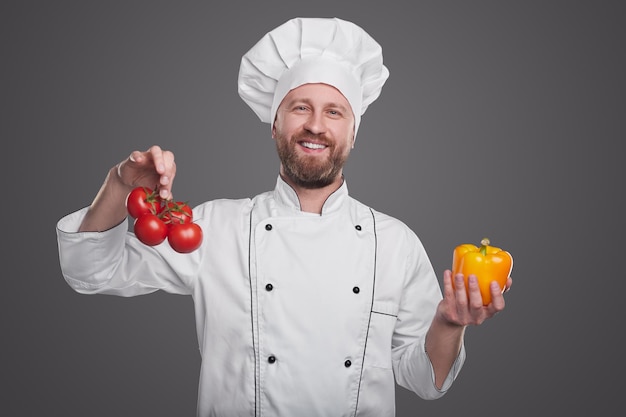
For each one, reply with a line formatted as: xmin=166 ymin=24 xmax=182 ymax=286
xmin=117 ymin=145 xmax=177 ymax=200
xmin=78 ymin=145 xmax=177 ymax=232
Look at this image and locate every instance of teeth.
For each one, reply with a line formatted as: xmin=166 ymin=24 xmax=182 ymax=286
xmin=302 ymin=142 xmax=326 ymax=149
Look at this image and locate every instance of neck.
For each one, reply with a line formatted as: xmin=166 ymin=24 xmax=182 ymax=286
xmin=280 ymin=170 xmax=343 ymax=214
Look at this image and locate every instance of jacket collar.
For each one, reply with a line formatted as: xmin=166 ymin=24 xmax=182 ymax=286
xmin=273 ymin=175 xmax=349 ymax=215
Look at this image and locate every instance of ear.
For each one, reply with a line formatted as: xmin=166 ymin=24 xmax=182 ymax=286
xmin=271 ymin=123 xmax=276 ymax=139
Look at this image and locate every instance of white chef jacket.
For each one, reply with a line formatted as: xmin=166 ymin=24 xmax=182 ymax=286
xmin=56 ymin=176 xmax=465 ymax=417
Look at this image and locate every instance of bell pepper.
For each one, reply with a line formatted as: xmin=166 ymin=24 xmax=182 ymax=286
xmin=452 ymin=238 xmax=513 ymax=306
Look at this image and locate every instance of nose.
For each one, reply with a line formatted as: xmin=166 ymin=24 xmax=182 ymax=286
xmin=302 ymin=111 xmax=326 ymax=135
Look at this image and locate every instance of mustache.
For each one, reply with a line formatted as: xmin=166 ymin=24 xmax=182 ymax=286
xmin=292 ymin=131 xmax=332 ymax=145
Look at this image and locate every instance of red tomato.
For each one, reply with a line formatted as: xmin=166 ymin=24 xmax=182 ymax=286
xmin=161 ymin=201 xmax=193 ymax=226
xmin=168 ymin=222 xmax=203 ymax=253
xmin=126 ymin=187 xmax=163 ymax=218
xmin=133 ymin=214 xmax=168 ymax=246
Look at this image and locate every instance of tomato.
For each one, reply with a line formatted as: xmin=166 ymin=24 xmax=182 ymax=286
xmin=127 ymin=187 xmax=202 ymax=253
xmin=126 ymin=187 xmax=163 ymax=218
xmin=133 ymin=214 xmax=168 ymax=246
xmin=168 ymin=222 xmax=203 ymax=253
xmin=161 ymin=201 xmax=193 ymax=226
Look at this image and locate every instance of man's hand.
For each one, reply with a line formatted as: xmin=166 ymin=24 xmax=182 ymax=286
xmin=79 ymin=145 xmax=177 ymax=232
xmin=117 ymin=145 xmax=177 ymax=200
xmin=437 ymin=269 xmax=512 ymax=326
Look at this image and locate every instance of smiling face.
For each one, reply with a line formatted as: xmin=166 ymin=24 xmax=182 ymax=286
xmin=272 ymin=83 xmax=356 ymax=189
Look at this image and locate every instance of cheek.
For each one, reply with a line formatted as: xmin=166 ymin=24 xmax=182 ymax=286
xmin=331 ymin=120 xmax=354 ymax=141
xmin=333 ymin=128 xmax=354 ymax=150
xmin=274 ymin=121 xmax=297 ymax=140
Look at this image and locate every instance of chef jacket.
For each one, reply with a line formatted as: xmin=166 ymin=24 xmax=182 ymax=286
xmin=56 ymin=176 xmax=466 ymax=417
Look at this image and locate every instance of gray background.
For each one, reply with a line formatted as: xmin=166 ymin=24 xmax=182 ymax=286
xmin=3 ymin=1 xmax=624 ymax=416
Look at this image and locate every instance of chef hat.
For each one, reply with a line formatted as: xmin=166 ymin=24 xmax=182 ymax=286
xmin=237 ymin=17 xmax=389 ymax=138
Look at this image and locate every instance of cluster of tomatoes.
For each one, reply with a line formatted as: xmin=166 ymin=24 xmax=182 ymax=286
xmin=125 ymin=186 xmax=203 ymax=253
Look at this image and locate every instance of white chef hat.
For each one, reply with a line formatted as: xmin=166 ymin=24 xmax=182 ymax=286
xmin=237 ymin=17 xmax=389 ymax=138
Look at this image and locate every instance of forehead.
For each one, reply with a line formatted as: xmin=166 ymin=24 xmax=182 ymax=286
xmin=281 ymin=83 xmax=351 ymax=108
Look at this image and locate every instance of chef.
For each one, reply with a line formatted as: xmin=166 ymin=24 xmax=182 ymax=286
xmin=56 ymin=17 xmax=509 ymax=417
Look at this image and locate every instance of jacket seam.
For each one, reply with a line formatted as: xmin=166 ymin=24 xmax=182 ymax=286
xmin=371 ymin=310 xmax=398 ymax=318
xmin=353 ymin=207 xmax=377 ymax=416
xmin=248 ymin=207 xmax=258 ymax=416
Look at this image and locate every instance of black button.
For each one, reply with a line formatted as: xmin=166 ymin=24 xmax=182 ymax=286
xmin=353 ymin=286 xmax=360 ymax=294
xmin=265 ymin=224 xmax=273 ymax=231
xmin=268 ymin=355 xmax=276 ymax=364
xmin=355 ymin=225 xmax=362 ymax=231
xmin=265 ymin=283 xmax=273 ymax=291
xmin=344 ymin=360 xmax=352 ymax=368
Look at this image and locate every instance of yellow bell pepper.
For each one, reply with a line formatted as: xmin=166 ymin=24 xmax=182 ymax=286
xmin=452 ymin=238 xmax=513 ymax=305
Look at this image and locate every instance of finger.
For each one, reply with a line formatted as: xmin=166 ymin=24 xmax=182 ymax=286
xmin=504 ymin=276 xmax=513 ymax=292
xmin=147 ymin=145 xmax=166 ymax=174
xmin=162 ymin=150 xmax=176 ymax=180
xmin=489 ymin=280 xmax=506 ymax=312
xmin=156 ymin=149 xmax=176 ymax=200
xmin=442 ymin=270 xmax=455 ymax=300
xmin=453 ymin=273 xmax=469 ymax=311
xmin=144 ymin=146 xmax=177 ymax=188
xmin=466 ymin=274 xmax=484 ymax=310
xmin=128 ymin=150 xmax=145 ymax=164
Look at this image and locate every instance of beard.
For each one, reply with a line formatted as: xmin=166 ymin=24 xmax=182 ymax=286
xmin=275 ymin=129 xmax=351 ymax=189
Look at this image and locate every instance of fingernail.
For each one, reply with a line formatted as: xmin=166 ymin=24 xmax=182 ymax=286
xmin=161 ymin=176 xmax=170 ymax=185
xmin=160 ymin=189 xmax=169 ymax=198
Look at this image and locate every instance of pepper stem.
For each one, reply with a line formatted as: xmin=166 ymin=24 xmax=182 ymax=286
xmin=479 ymin=237 xmax=490 ymax=256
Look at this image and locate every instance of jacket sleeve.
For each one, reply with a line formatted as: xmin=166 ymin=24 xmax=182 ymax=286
xmin=390 ymin=226 xmax=466 ymax=400
xmin=56 ymin=207 xmax=197 ymax=297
